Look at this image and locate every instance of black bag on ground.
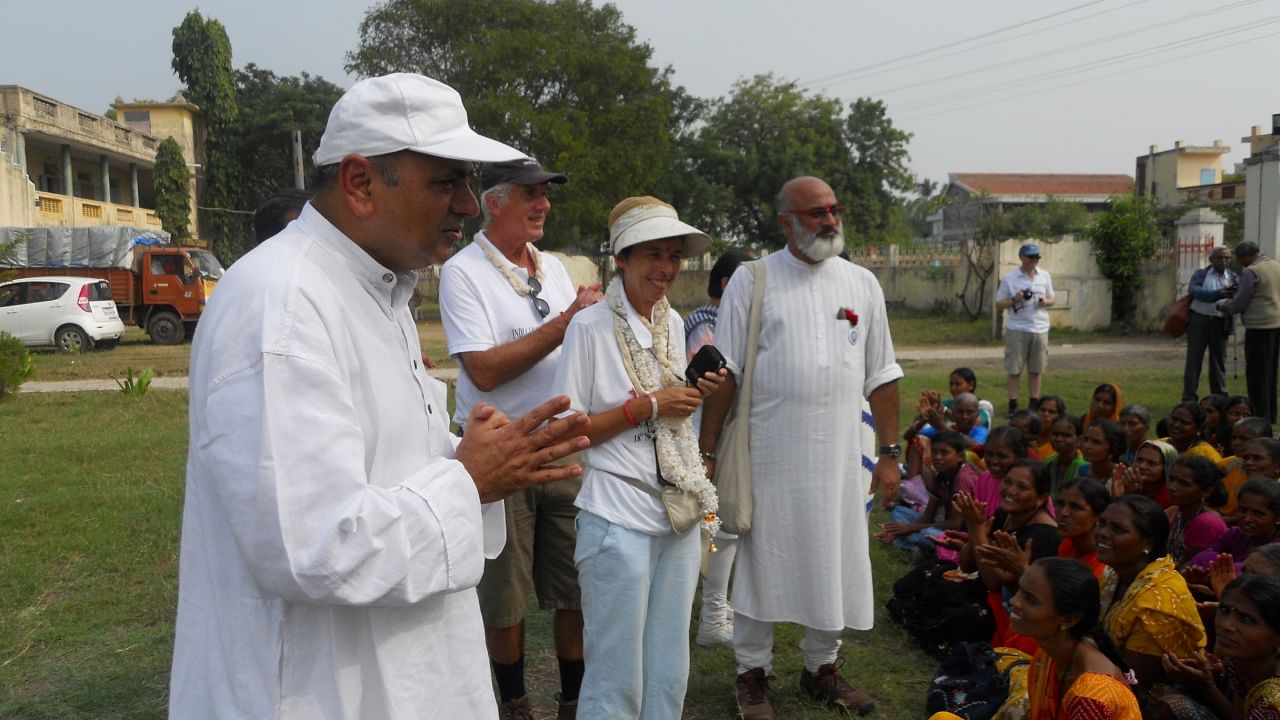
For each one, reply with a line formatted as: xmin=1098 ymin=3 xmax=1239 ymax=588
xmin=925 ymin=642 xmax=1027 ymax=720
xmin=885 ymin=560 xmax=996 ymax=658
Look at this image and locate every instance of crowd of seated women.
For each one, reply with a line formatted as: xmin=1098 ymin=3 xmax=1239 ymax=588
xmin=887 ymin=372 xmax=1280 ymax=719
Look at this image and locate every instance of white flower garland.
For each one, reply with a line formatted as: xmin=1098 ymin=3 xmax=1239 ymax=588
xmin=477 ymin=232 xmax=543 ymax=295
xmin=605 ymin=280 xmax=721 ymax=539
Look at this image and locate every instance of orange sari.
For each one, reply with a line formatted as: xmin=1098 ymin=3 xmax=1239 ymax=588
xmin=1026 ymin=649 xmax=1141 ymax=720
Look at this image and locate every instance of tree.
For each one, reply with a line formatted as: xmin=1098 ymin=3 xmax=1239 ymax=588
xmin=692 ymin=75 xmax=913 ymax=249
xmin=172 ymin=11 xmax=241 ymax=261
xmin=231 ymin=64 xmax=344 ymax=211
xmin=1089 ymin=194 xmax=1161 ymax=326
xmin=347 ymin=0 xmax=678 ymax=250
xmin=154 ymin=137 xmax=191 ymax=242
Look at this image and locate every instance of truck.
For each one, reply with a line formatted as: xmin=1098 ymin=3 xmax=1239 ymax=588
xmin=11 ymin=246 xmax=223 ymax=345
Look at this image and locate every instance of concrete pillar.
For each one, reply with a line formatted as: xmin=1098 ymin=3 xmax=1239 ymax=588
xmin=15 ymin=130 xmax=26 ymax=173
xmin=129 ymin=163 xmax=139 ymax=207
xmin=100 ymin=155 xmax=111 ymax=204
xmin=1245 ymin=149 xmax=1280 ymax=258
xmin=61 ymin=144 xmax=73 ymax=196
xmin=1174 ymin=207 xmax=1227 ymax=297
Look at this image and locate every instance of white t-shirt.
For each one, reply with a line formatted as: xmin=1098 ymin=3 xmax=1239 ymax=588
xmin=996 ymin=267 xmax=1055 ymax=333
xmin=440 ymin=231 xmax=577 ymax=425
xmin=554 ymin=293 xmax=687 ymax=535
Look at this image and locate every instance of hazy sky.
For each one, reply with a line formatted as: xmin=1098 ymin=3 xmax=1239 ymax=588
xmin=4 ymin=0 xmax=1275 ymax=188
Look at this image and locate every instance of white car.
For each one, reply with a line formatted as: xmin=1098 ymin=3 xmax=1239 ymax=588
xmin=0 ymin=276 xmax=126 ymax=352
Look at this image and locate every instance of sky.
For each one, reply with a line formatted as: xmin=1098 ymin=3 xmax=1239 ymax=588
xmin=3 ymin=0 xmax=1275 ymax=190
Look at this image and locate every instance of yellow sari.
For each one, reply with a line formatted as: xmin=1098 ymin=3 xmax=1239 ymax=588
xmin=1099 ymin=555 xmax=1206 ymax=659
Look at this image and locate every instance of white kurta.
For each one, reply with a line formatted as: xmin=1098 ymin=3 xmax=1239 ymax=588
xmin=714 ymin=250 xmax=903 ymax=632
xmin=171 ymin=204 xmax=504 ymax=720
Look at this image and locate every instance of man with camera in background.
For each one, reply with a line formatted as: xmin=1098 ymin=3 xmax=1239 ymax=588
xmin=996 ymin=242 xmax=1056 ymax=416
xmin=1183 ymin=245 xmax=1237 ymax=401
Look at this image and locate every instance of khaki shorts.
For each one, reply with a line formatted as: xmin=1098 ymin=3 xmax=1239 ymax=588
xmin=1004 ymin=330 xmax=1049 ymax=375
xmin=476 ymin=466 xmax=583 ymax=628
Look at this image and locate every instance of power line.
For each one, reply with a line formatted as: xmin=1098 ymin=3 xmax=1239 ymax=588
xmin=889 ymin=13 xmax=1280 ymax=114
xmin=868 ymin=0 xmax=1262 ymax=99
xmin=801 ymin=0 xmax=1119 ymax=88
xmin=894 ymin=26 xmax=1280 ymax=123
xmin=803 ymin=0 xmax=1155 ymax=89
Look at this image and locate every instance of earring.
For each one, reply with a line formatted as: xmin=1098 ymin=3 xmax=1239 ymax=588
xmin=1143 ymin=548 xmax=1151 ymax=555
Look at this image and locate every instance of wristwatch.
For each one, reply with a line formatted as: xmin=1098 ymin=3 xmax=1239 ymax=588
xmin=878 ymin=444 xmax=902 ymax=458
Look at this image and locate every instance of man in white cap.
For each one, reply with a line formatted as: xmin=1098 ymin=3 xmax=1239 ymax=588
xmin=700 ymin=176 xmax=902 ymax=719
xmin=996 ymin=242 xmax=1056 ymax=415
xmin=170 ymin=73 xmax=590 ymax=720
xmin=439 ymin=158 xmax=602 ymax=720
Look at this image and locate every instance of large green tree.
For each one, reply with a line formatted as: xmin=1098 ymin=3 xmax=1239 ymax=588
xmin=1090 ymin=194 xmax=1161 ymax=326
xmin=153 ymin=137 xmax=191 ymax=242
xmin=172 ymin=11 xmax=241 ymax=260
xmin=346 ymin=0 xmax=678 ymax=250
xmin=692 ymin=75 xmax=914 ymax=249
xmin=231 ymin=64 xmax=344 ymax=211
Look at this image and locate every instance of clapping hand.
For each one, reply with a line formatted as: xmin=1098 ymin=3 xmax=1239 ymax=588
xmin=975 ymin=530 xmax=1032 ymax=577
xmin=1208 ymin=553 xmax=1237 ymax=600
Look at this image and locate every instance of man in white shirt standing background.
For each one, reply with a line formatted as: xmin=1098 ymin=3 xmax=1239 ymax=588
xmin=440 ymin=158 xmax=603 ymax=720
xmin=996 ymin=242 xmax=1056 ymax=416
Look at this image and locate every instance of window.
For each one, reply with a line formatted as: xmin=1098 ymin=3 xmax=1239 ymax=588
xmin=122 ymin=110 xmax=151 ymax=133
xmin=1200 ymin=168 xmax=1216 ymax=186
xmin=88 ymin=281 xmax=113 ymax=302
xmin=1223 ymin=185 xmax=1236 ymax=200
xmin=23 ymin=282 xmax=70 ymax=304
xmin=0 ymin=284 xmax=24 ymax=307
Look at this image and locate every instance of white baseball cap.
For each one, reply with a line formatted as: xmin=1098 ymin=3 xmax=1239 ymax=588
xmin=313 ymin=73 xmax=526 ymax=166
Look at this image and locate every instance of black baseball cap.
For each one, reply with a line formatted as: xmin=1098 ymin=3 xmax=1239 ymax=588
xmin=480 ymin=157 xmax=568 ymax=192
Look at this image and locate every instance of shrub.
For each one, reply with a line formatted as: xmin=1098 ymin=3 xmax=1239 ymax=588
xmin=0 ymin=331 xmax=34 ymax=400
xmin=115 ymin=367 xmax=154 ymax=397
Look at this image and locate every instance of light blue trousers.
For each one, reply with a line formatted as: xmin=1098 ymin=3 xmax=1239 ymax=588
xmin=574 ymin=510 xmax=701 ymax=720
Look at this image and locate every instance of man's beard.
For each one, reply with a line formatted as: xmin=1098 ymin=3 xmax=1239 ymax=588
xmin=794 ymin=224 xmax=844 ymax=263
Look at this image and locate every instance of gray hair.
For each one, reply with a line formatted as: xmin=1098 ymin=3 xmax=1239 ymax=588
xmin=953 ymin=392 xmax=979 ymax=408
xmin=312 ymin=153 xmax=401 ymax=192
xmin=480 ymin=182 xmax=513 ymax=228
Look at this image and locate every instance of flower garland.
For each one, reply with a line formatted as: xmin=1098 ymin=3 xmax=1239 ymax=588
xmin=477 ymin=232 xmax=543 ymax=295
xmin=605 ymin=279 xmax=721 ymax=539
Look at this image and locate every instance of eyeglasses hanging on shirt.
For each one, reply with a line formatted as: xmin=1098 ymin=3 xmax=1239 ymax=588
xmin=527 ymin=276 xmax=551 ymax=319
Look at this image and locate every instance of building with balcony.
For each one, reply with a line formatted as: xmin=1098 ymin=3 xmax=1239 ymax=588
xmin=0 ymin=85 xmax=202 ymax=239
xmin=1135 ymin=139 xmax=1231 ymax=208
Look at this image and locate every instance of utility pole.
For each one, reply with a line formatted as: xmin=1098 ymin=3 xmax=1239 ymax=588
xmin=292 ymin=130 xmax=305 ymax=190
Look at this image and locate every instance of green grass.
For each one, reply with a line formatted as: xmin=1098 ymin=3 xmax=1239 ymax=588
xmin=0 ymin=343 xmax=1199 ymax=718
xmin=888 ymin=307 xmax=1149 ymax=348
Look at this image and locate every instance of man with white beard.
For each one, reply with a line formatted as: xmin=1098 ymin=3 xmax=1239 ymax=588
xmin=699 ymin=176 xmax=903 ymax=719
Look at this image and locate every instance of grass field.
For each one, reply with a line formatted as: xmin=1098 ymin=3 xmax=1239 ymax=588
xmin=2 ymin=311 xmax=1213 ymax=718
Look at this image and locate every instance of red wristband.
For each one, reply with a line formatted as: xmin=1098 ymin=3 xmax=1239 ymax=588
xmin=622 ymin=398 xmax=641 ymax=426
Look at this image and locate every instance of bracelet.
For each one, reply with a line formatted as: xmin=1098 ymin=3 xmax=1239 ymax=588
xmin=622 ymin=398 xmax=641 ymax=426
xmin=701 ymin=450 xmax=717 ymax=460
xmin=646 ymin=391 xmax=658 ymax=421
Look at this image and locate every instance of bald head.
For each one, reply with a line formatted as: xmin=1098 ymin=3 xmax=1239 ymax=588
xmin=775 ymin=176 xmax=835 ymax=215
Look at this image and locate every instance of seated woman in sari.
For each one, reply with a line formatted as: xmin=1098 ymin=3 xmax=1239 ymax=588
xmin=1190 ymin=478 xmax=1280 ymax=574
xmin=1164 ymin=401 xmax=1224 ymax=465
xmin=958 ymin=459 xmax=1060 ymax=655
xmin=1216 ymin=418 xmax=1274 ymax=520
xmin=1082 ymin=383 xmax=1122 ymax=429
xmin=1162 ymin=455 xmax=1229 ymax=569
xmin=1161 ymin=574 xmax=1280 ymax=720
xmin=1015 ymin=557 xmax=1141 ymax=719
xmin=1097 ymin=495 xmax=1208 ymax=717
xmin=1113 ymin=439 xmax=1177 ymax=509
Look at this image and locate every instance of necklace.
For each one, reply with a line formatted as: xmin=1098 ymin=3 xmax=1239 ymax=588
xmin=477 ymin=232 xmax=543 ymax=295
xmin=604 ymin=280 xmax=721 ymax=540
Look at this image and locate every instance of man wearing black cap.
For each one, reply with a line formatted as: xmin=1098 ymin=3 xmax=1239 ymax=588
xmin=996 ymin=242 xmax=1056 ymax=415
xmin=440 ymin=157 xmax=603 ymax=720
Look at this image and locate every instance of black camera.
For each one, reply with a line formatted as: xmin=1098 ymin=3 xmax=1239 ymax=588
xmin=1021 ymin=288 xmax=1034 ymax=301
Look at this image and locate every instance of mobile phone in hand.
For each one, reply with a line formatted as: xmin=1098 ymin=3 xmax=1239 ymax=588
xmin=685 ymin=345 xmax=727 ymax=386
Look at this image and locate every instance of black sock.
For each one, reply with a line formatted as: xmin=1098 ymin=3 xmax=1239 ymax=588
xmin=558 ymin=656 xmax=585 ymax=702
xmin=492 ymin=658 xmax=526 ymax=703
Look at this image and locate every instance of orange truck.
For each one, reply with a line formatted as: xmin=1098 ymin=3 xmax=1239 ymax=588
xmin=12 ymin=246 xmax=222 ymax=345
